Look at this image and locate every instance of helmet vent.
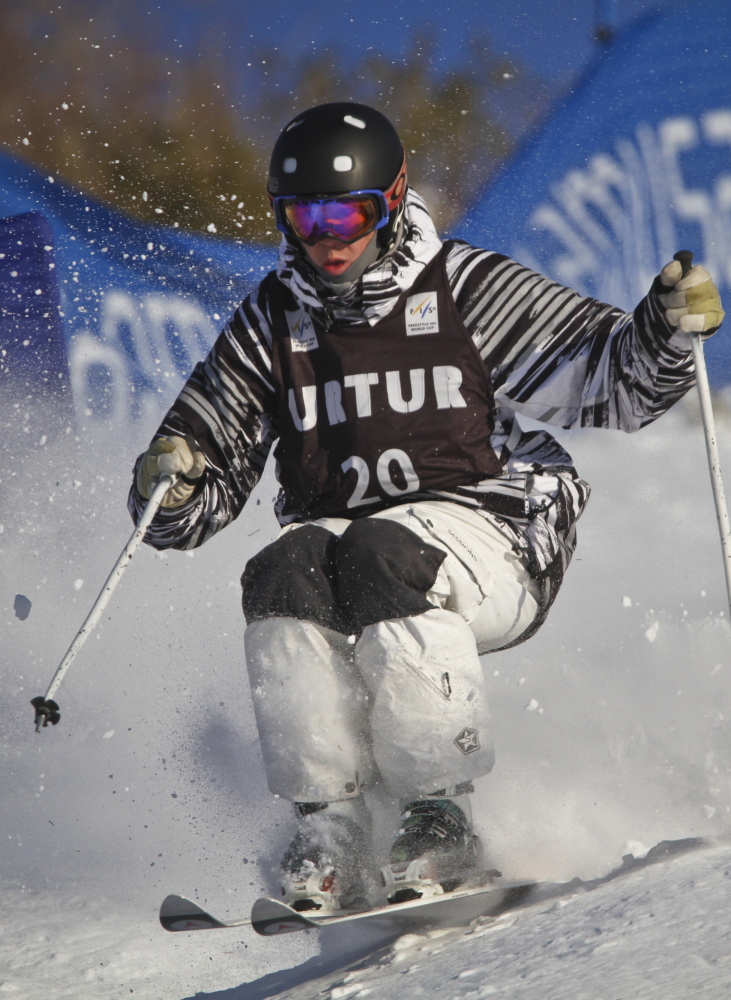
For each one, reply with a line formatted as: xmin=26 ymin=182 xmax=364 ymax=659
xmin=343 ymin=115 xmax=366 ymax=129
xmin=333 ymin=155 xmax=353 ymax=172
xmin=282 ymin=157 xmax=297 ymax=174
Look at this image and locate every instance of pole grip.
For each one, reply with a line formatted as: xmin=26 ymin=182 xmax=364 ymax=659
xmin=673 ymin=249 xmax=694 ymax=277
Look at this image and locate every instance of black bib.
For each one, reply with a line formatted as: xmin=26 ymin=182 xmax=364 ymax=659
xmin=270 ymin=244 xmax=503 ymax=520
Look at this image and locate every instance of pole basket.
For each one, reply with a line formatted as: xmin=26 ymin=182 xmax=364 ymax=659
xmin=31 ymin=696 xmax=61 ymax=732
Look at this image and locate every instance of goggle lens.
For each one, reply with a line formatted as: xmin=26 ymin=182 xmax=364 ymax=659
xmin=279 ymin=194 xmax=385 ymax=244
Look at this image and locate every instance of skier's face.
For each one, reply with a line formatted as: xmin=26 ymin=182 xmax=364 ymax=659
xmin=303 ymin=231 xmax=376 ymax=278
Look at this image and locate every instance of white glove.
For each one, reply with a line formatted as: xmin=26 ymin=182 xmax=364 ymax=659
xmin=136 ymin=435 xmax=205 ymax=508
xmin=658 ymin=259 xmax=725 ymax=337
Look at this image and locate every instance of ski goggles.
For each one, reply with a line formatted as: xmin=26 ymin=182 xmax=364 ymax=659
xmin=272 ymin=190 xmax=390 ymax=245
xmin=271 ymin=153 xmax=408 ymax=245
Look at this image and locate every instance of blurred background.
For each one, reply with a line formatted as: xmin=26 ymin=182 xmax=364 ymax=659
xmin=2 ymin=0 xmax=728 ymax=434
xmin=0 ymin=0 xmax=616 ymax=239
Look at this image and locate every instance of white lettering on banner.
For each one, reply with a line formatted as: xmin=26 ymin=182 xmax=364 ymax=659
xmin=144 ymin=294 xmax=214 ymax=377
xmin=405 ymin=291 xmax=439 ymax=334
xmin=342 ymin=450 xmax=421 ymax=507
xmin=343 ymin=372 xmax=379 ymax=417
xmin=324 ymin=379 xmax=347 ymax=425
xmin=68 ymin=290 xmax=217 ymax=426
xmin=386 ymin=368 xmax=426 ymax=413
xmin=69 ymin=333 xmax=131 ymax=424
xmin=433 ymin=366 xmax=467 ymax=409
xmin=288 ymin=385 xmax=318 ymax=431
xmin=285 ymin=308 xmax=318 ymax=352
xmin=515 ymin=108 xmax=731 ymax=307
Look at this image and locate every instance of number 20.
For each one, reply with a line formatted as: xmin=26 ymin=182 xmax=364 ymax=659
xmin=341 ymin=449 xmax=420 ymax=508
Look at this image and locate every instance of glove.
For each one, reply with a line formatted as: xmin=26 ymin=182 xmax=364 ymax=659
xmin=136 ymin=435 xmax=205 ymax=508
xmin=658 ymin=258 xmax=725 ymax=337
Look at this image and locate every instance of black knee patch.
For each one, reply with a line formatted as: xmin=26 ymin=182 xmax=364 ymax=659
xmin=241 ymin=525 xmax=343 ymax=631
xmin=336 ymin=518 xmax=446 ymax=631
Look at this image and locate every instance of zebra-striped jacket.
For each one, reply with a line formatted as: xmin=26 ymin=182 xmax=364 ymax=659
xmin=129 ymin=194 xmax=695 ymax=601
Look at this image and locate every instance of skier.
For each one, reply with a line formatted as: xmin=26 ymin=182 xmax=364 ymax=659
xmin=130 ymin=102 xmax=724 ymax=912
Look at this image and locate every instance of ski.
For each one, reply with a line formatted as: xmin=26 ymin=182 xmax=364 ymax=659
xmin=160 ymin=878 xmax=535 ymax=936
xmin=159 ymin=893 xmax=252 ymax=932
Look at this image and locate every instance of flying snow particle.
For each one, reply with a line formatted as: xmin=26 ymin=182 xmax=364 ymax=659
xmin=623 ymin=596 xmax=632 ymax=607
xmin=645 ymin=621 xmax=659 ymax=643
xmin=74 ymin=579 xmax=84 ymax=591
xmin=207 ymin=223 xmax=217 ymax=233
xmin=525 ymin=698 xmax=540 ymax=712
xmin=103 ymin=730 xmax=115 ymax=739
xmin=624 ymin=840 xmax=649 ymax=859
xmin=14 ymin=594 xmax=32 ymax=620
xmin=703 ymin=804 xmax=716 ymax=819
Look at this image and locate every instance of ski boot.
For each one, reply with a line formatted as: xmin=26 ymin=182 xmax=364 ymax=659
xmin=280 ymin=800 xmax=370 ymax=913
xmin=382 ymin=785 xmax=483 ymax=904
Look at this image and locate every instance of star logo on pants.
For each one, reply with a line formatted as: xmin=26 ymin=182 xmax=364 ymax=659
xmin=454 ymin=727 xmax=480 ymax=755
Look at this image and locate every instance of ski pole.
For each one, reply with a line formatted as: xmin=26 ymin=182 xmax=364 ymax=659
xmin=30 ymin=474 xmax=176 ymax=732
xmin=674 ymin=250 xmax=731 ymax=620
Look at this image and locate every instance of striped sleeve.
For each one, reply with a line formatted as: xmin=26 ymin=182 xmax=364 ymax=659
xmin=446 ymin=243 xmax=696 ymax=431
xmin=128 ymin=278 xmax=279 ymax=550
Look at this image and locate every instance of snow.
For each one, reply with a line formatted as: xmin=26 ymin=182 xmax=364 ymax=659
xmin=4 ymin=842 xmax=731 ymax=997
xmin=268 ymin=842 xmax=731 ymax=1000
xmin=3 ymin=395 xmax=731 ymax=996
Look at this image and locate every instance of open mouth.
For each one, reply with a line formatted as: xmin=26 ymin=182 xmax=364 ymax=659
xmin=321 ymin=256 xmax=351 ymax=274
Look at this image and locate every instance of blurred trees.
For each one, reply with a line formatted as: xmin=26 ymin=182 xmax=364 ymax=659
xmin=0 ymin=0 xmax=551 ymax=241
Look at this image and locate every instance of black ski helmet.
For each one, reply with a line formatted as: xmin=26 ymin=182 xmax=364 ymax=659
xmin=268 ymin=102 xmax=408 ymax=248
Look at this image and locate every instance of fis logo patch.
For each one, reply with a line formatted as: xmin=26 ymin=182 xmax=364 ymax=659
xmin=405 ymin=291 xmax=439 ymax=335
xmin=285 ymin=309 xmax=318 ymax=352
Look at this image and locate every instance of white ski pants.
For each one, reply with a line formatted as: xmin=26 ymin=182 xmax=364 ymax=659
xmin=244 ymin=501 xmax=541 ymax=802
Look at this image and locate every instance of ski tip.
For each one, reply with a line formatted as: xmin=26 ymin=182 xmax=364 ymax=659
xmin=159 ymin=894 xmax=228 ymax=932
xmin=250 ymin=897 xmax=322 ymax=936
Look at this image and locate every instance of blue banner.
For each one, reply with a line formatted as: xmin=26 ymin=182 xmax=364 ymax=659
xmin=1 ymin=210 xmax=73 ymax=434
xmin=456 ymin=0 xmax=731 ymax=385
xmin=0 ymin=151 xmax=272 ymax=429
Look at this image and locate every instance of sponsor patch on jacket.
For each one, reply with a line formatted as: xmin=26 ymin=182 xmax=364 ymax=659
xmin=405 ymin=291 xmax=439 ymax=335
xmin=454 ymin=727 xmax=480 ymax=754
xmin=286 ymin=309 xmax=319 ymax=352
